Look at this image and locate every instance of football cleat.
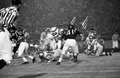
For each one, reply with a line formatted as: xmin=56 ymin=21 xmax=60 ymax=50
xmin=22 ymin=61 xmax=29 ymax=65
xmin=109 ymin=53 xmax=112 ymax=56
xmin=56 ymin=62 xmax=61 ymax=65
xmin=73 ymin=56 xmax=78 ymax=62
xmin=32 ymin=57 xmax=36 ymax=63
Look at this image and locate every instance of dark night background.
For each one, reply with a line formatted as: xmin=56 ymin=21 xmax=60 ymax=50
xmin=0 ymin=0 xmax=120 ymax=41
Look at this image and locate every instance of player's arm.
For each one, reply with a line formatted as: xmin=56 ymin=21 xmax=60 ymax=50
xmin=79 ymin=31 xmax=84 ymax=41
xmin=80 ymin=34 xmax=84 ymax=41
xmin=93 ymin=40 xmax=97 ymax=52
xmin=85 ymin=37 xmax=90 ymax=45
xmin=0 ymin=8 xmax=5 ymax=23
xmin=0 ymin=9 xmax=3 ymax=17
xmin=76 ymin=29 xmax=84 ymax=40
xmin=112 ymin=34 xmax=115 ymax=41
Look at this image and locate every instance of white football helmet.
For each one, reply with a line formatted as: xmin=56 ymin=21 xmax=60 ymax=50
xmin=50 ymin=27 xmax=59 ymax=37
xmin=50 ymin=27 xmax=58 ymax=32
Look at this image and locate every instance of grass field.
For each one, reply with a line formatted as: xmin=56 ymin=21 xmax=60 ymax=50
xmin=0 ymin=52 xmax=120 ymax=78
xmin=0 ymin=1 xmax=120 ymax=77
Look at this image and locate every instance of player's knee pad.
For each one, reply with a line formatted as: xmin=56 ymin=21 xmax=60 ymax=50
xmin=0 ymin=59 xmax=7 ymax=69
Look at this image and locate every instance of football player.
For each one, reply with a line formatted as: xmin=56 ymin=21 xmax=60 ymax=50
xmin=49 ymin=27 xmax=59 ymax=38
xmin=16 ymin=28 xmax=36 ymax=64
xmin=88 ymin=28 xmax=97 ymax=39
xmin=56 ymin=24 xmax=84 ymax=65
xmin=0 ymin=25 xmax=13 ymax=69
xmin=86 ymin=35 xmax=103 ymax=56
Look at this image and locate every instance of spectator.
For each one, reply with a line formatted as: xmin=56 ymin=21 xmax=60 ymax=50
xmin=112 ymin=31 xmax=119 ymax=52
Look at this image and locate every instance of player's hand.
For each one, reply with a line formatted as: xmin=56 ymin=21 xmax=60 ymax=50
xmin=80 ymin=34 xmax=84 ymax=41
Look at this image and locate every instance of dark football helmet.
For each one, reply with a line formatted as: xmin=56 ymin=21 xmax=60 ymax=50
xmin=68 ymin=24 xmax=74 ymax=30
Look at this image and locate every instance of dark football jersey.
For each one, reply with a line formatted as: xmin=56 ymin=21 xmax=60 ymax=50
xmin=17 ymin=31 xmax=25 ymax=42
xmin=65 ymin=28 xmax=81 ymax=39
xmin=10 ymin=32 xmax=18 ymax=41
xmin=66 ymin=29 xmax=76 ymax=39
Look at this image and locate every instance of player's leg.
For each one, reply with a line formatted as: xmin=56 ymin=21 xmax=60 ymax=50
xmin=49 ymin=39 xmax=57 ymax=50
xmin=86 ymin=44 xmax=91 ymax=55
xmin=52 ymin=49 xmax=62 ymax=61
xmin=22 ymin=42 xmax=29 ymax=64
xmin=27 ymin=55 xmax=36 ymax=63
xmin=96 ymin=44 xmax=103 ymax=56
xmin=17 ymin=42 xmax=28 ymax=64
xmin=72 ymin=43 xmax=79 ymax=62
xmin=112 ymin=41 xmax=115 ymax=52
xmin=17 ymin=42 xmax=25 ymax=57
xmin=24 ymin=42 xmax=36 ymax=63
xmin=56 ymin=41 xmax=69 ymax=65
xmin=51 ymin=40 xmax=62 ymax=61
xmin=12 ymin=43 xmax=20 ymax=58
xmin=57 ymin=40 xmax=62 ymax=50
xmin=112 ymin=41 xmax=118 ymax=52
xmin=21 ymin=56 xmax=29 ymax=64
xmin=116 ymin=41 xmax=119 ymax=48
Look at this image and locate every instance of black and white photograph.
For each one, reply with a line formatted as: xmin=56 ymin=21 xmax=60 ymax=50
xmin=0 ymin=0 xmax=120 ymax=78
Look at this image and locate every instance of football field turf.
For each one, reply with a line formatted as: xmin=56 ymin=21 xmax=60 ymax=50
xmin=0 ymin=52 xmax=120 ymax=78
